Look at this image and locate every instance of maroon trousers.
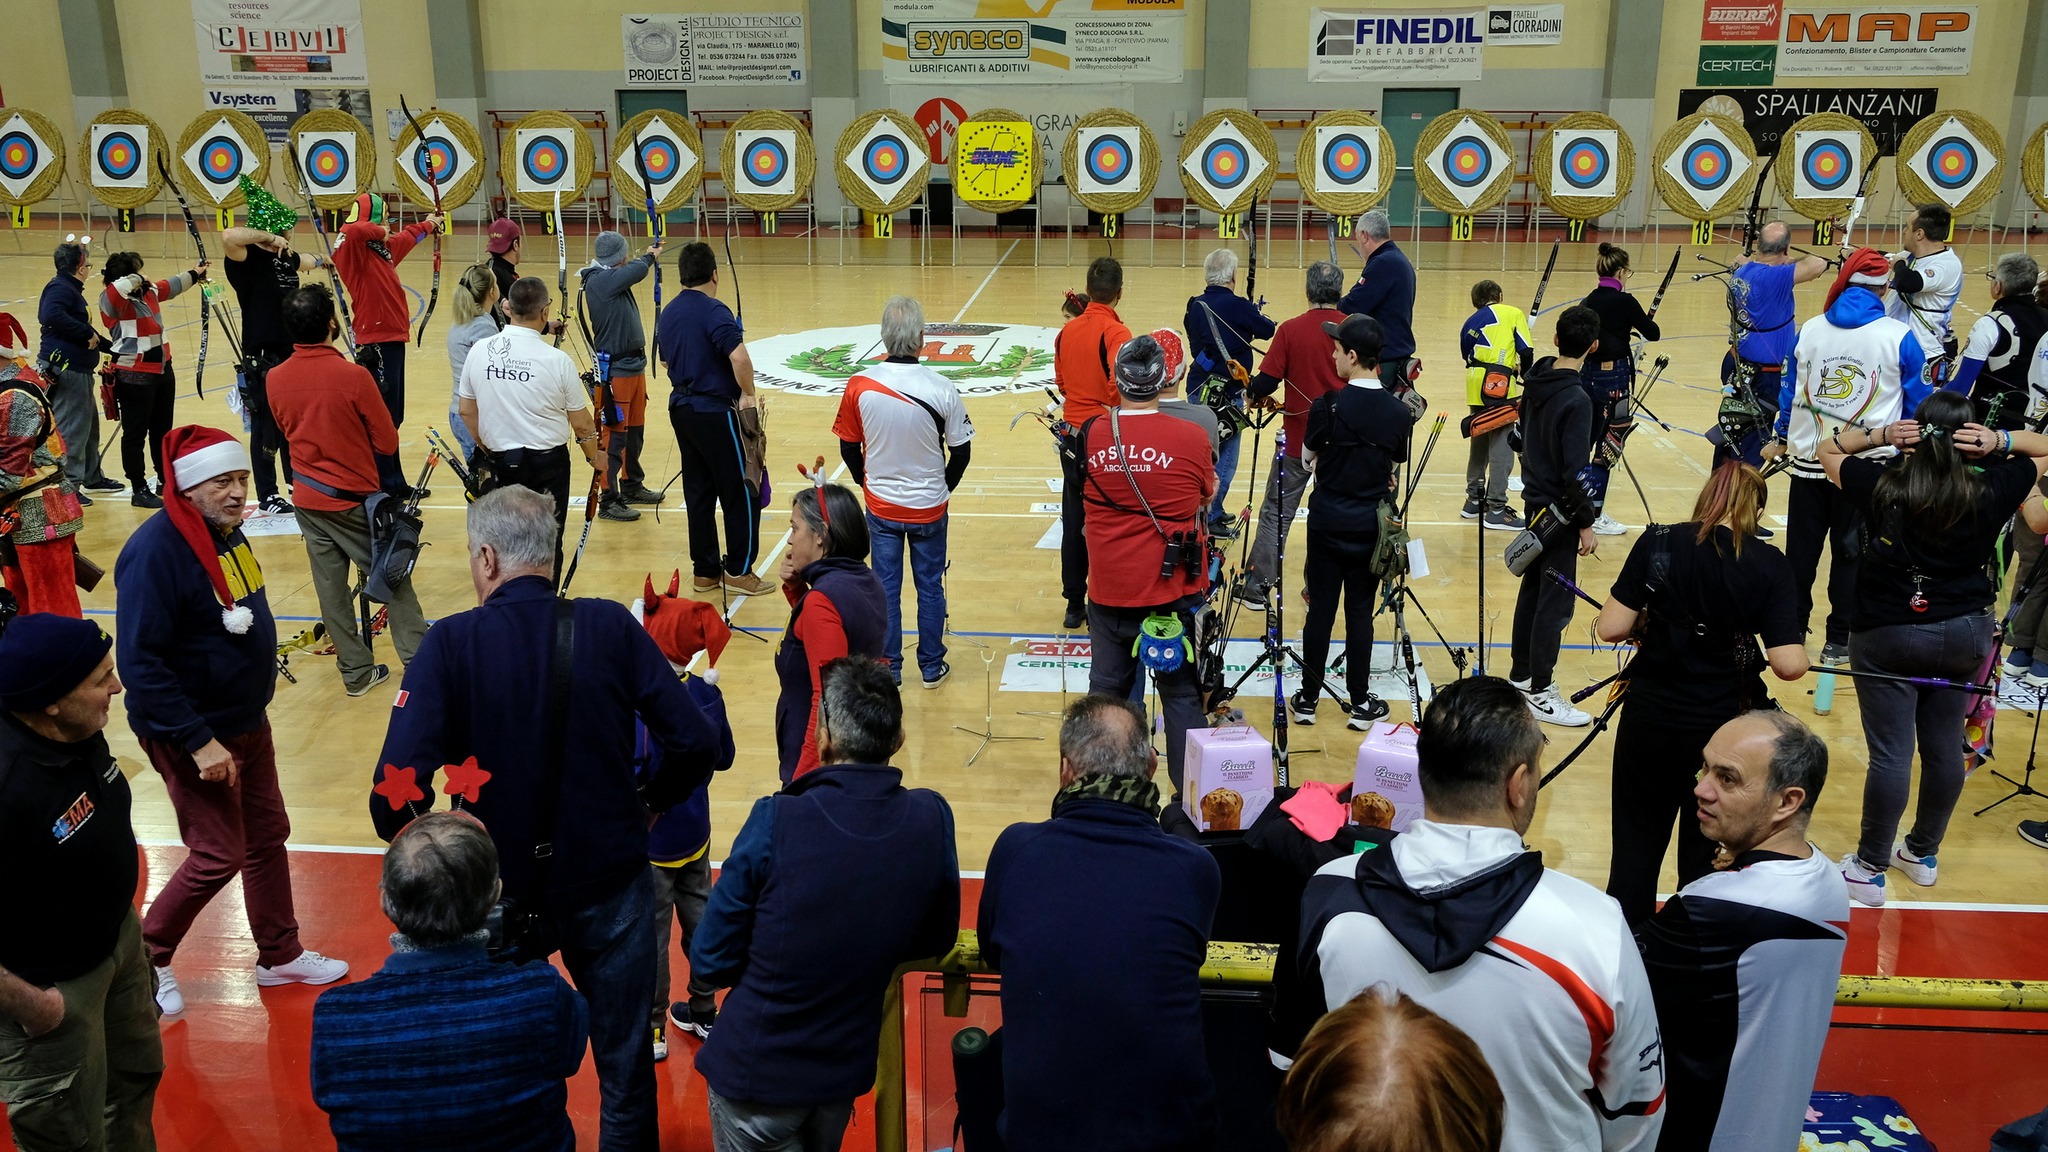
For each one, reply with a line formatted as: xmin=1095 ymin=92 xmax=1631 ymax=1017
xmin=139 ymin=722 xmax=304 ymax=969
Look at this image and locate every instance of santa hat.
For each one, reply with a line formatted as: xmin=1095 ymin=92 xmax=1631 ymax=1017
xmin=1149 ymin=328 xmax=1189 ymax=386
xmin=1827 ymin=247 xmax=1893 ymax=310
xmin=632 ymin=571 xmax=731 ymax=683
xmin=0 ymin=312 xmax=28 ymax=361
xmin=345 ymin=192 xmax=386 ymax=226
xmin=162 ymin=426 xmax=256 ymax=634
xmin=237 ymin=174 xmax=297 ymax=234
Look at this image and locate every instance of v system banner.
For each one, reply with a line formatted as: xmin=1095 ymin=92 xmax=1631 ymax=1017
xmin=881 ymin=0 xmax=1185 ymax=85
xmin=1311 ymin=8 xmax=1484 ymax=82
xmin=191 ymin=0 xmax=368 ymax=88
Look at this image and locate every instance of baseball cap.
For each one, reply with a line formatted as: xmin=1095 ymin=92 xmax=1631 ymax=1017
xmin=1322 ymin=313 xmax=1384 ymax=365
xmin=487 ymin=218 xmax=523 ymax=254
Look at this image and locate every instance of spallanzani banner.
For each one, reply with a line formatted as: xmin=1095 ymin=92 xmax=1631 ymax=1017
xmin=880 ymin=0 xmax=1185 ymax=85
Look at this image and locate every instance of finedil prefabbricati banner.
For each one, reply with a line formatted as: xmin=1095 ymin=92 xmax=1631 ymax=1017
xmin=881 ymin=0 xmax=1184 ymax=85
xmin=191 ymin=0 xmax=368 ymax=88
xmin=1310 ymin=8 xmax=1484 ymax=82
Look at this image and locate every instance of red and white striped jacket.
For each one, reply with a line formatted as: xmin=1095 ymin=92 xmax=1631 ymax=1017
xmin=98 ymin=271 xmax=200 ymax=374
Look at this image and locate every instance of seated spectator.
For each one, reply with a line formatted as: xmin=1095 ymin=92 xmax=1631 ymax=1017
xmin=1279 ymin=676 xmax=1666 ymax=1152
xmin=311 ymin=810 xmax=587 ymax=1152
xmin=1642 ymin=710 xmax=1846 ymax=1152
xmin=692 ymin=657 xmax=960 ymax=1152
xmin=979 ymin=694 xmax=1221 ymax=1152
xmin=1276 ymin=986 xmax=1504 ymax=1152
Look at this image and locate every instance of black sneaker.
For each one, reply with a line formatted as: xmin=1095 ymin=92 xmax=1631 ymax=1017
xmin=259 ymin=495 xmax=295 ymax=516
xmin=1209 ymin=518 xmax=1239 ymax=540
xmin=1483 ymin=507 xmax=1526 ymax=532
xmin=85 ymin=478 xmax=124 ymax=492
xmin=2020 ymin=821 xmax=2048 ymax=850
xmin=131 ymin=489 xmax=163 ymax=509
xmin=1753 ymin=525 xmax=1775 ymax=539
xmin=346 ymin=665 xmax=391 ymax=698
xmin=1062 ymin=602 xmax=1087 ymax=630
xmin=600 ymin=497 xmax=641 ymax=522
xmin=620 ymin=482 xmax=665 ymax=506
xmin=1460 ymin=495 xmax=1484 ymax=519
xmin=75 ymin=493 xmax=93 ymax=507
xmin=669 ymin=1002 xmax=716 ymax=1041
xmin=922 ymin=662 xmax=951 ymax=690
xmin=1233 ymin=579 xmax=1269 ymax=612
xmin=1820 ymin=642 xmax=1850 ymax=667
xmin=1347 ymin=695 xmax=1391 ymax=730
xmin=1289 ymin=689 xmax=1319 ymax=725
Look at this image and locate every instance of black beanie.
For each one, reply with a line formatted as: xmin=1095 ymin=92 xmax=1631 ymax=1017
xmin=0 ymin=614 xmax=113 ymax=713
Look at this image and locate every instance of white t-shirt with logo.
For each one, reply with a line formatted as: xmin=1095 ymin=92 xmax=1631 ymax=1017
xmin=831 ymin=359 xmax=974 ymax=524
xmin=456 ymin=324 xmax=586 ymax=452
xmin=1885 ymin=246 xmax=1962 ymax=367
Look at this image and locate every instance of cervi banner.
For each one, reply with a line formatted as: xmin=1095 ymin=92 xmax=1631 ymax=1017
xmin=1778 ymin=6 xmax=1976 ymax=76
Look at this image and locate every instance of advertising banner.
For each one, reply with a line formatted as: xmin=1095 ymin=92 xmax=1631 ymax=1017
xmin=881 ymin=0 xmax=1184 ymax=86
xmin=623 ymin=13 xmax=806 ymax=86
xmin=1310 ymin=7 xmax=1485 ymax=82
xmin=1702 ymin=2 xmax=1783 ymax=40
xmin=1697 ymin=43 xmax=1778 ymax=85
xmin=1778 ymin=6 xmax=1975 ymax=76
xmin=191 ymin=0 xmax=367 ymax=88
xmin=1678 ymin=87 xmax=1937 ymax=155
xmin=1485 ymin=5 xmax=1564 ymax=45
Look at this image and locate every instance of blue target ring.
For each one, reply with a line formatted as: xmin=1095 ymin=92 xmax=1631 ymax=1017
xmin=1559 ymin=137 xmax=1611 ymax=192
xmin=522 ymin=136 xmax=569 ymax=186
xmin=862 ymin=134 xmax=911 ymax=187
xmin=1682 ymin=139 xmax=1734 ymax=191
xmin=1200 ymin=138 xmax=1252 ymax=191
xmin=1927 ymin=135 xmax=1978 ymax=191
xmin=1443 ymin=135 xmax=1493 ymax=188
xmin=1086 ymin=134 xmax=1135 ymax=185
xmin=0 ymin=131 xmax=39 ymax=180
xmin=199 ymin=135 xmax=244 ymax=186
xmin=637 ymin=138 xmax=680 ymax=183
xmin=1800 ymin=141 xmax=1852 ymax=193
xmin=413 ymin=137 xmax=457 ymax=186
xmin=742 ymin=137 xmax=790 ymax=188
xmin=304 ymin=139 xmax=351 ymax=190
xmin=96 ymin=130 xmax=142 ymax=181
xmin=1321 ymin=133 xmax=1371 ymax=187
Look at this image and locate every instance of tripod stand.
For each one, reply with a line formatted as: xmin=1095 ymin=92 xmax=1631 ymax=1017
xmin=1975 ymin=683 xmax=2048 ymax=815
xmin=954 ymin=646 xmax=1040 ymax=767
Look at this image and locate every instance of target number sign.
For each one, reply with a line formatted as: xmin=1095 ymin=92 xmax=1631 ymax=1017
xmin=1076 ymin=127 xmax=1143 ymax=196
xmin=1791 ymin=131 xmax=1859 ymax=200
xmin=844 ymin=118 xmax=926 ymax=207
xmin=90 ymin=124 xmax=151 ymax=190
xmin=1182 ymin=119 xmax=1268 ymax=209
xmin=1552 ymin=129 xmax=1618 ymax=199
xmin=1313 ymin=126 xmax=1382 ymax=196
xmin=735 ymin=129 xmax=798 ymax=197
xmin=515 ymin=128 xmax=578 ymax=195
xmin=296 ymin=132 xmax=359 ymax=196
xmin=407 ymin=117 xmax=476 ymax=197
xmin=1423 ymin=117 xmax=1509 ymax=209
xmin=1660 ymin=118 xmax=1752 ymax=217
xmin=626 ymin=127 xmax=698 ymax=204
xmin=1905 ymin=117 xmax=1993 ymax=209
xmin=0 ymin=113 xmax=55 ymax=201
xmin=182 ymin=118 xmax=257 ymax=205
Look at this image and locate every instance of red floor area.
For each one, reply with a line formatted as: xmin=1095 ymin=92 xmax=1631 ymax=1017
xmin=2 ymin=846 xmax=2043 ymax=1151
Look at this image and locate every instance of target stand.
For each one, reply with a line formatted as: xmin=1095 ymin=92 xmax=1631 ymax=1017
xmin=835 ymin=190 xmax=932 ymax=267
xmin=706 ymin=108 xmax=818 ymax=265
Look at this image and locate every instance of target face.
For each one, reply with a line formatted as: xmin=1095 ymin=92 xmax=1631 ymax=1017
xmin=515 ymin=128 xmax=577 ymax=194
xmin=296 ymin=132 xmax=358 ymax=195
xmin=622 ymin=126 xmax=698 ymax=205
xmin=1075 ymin=127 xmax=1143 ymax=196
xmin=181 ymin=119 xmax=257 ymax=205
xmin=90 ymin=124 xmax=149 ymax=190
xmin=734 ymin=129 xmax=798 ymax=197
xmin=1906 ymin=118 xmax=1993 ymax=208
xmin=0 ymin=113 xmax=55 ymax=201
xmin=1313 ymin=127 xmax=1377 ymax=192
xmin=843 ymin=117 xmax=927 ymax=209
xmin=1659 ymin=119 xmax=1753 ymax=217
xmin=407 ymin=118 xmax=475 ymax=195
xmin=1422 ymin=117 xmax=1510 ymax=209
xmin=1180 ymin=119 xmax=1269 ymax=210
xmin=1554 ymin=129 xmax=1617 ymax=198
xmin=1792 ymin=132 xmax=1857 ymax=198
xmin=954 ymin=120 xmax=1035 ymax=208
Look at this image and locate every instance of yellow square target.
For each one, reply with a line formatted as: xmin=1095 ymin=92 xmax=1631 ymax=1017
xmin=955 ymin=120 xmax=1034 ymax=210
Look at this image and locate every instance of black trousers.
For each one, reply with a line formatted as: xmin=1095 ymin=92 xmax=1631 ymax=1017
xmin=1606 ymin=703 xmax=1721 ymax=930
xmin=114 ymin=366 xmax=175 ymax=490
xmin=243 ymin=350 xmax=293 ymax=501
xmin=1301 ymin=524 xmax=1380 ymax=704
xmin=1786 ymin=476 xmax=1861 ymax=647
xmin=1509 ymin=520 xmax=1578 ymax=691
xmin=605 ymin=424 xmax=647 ymax=494
xmin=357 ymin=340 xmax=407 ymax=429
xmin=1060 ymin=430 xmax=1088 ymax=608
xmin=492 ymin=445 xmax=571 ymax=578
xmin=670 ymin=405 xmax=760 ymax=579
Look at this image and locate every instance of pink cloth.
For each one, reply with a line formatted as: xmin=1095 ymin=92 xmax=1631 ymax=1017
xmin=1280 ymin=780 xmax=1350 ymax=842
xmin=1597 ymin=275 xmax=1626 ymax=291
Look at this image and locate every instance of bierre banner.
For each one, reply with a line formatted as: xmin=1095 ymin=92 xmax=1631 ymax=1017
xmin=880 ymin=0 xmax=1185 ymax=86
xmin=1310 ymin=7 xmax=1485 ymax=82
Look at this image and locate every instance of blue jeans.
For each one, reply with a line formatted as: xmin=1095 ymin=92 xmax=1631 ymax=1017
xmin=1210 ymin=416 xmax=1242 ymax=524
xmin=554 ymin=866 xmax=659 ymax=1152
xmin=448 ymin=392 xmax=478 ymax=461
xmin=867 ymin=511 xmax=949 ymax=680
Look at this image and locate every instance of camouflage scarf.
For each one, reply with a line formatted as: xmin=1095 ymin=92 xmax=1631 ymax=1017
xmin=1051 ymin=772 xmax=1160 ymax=818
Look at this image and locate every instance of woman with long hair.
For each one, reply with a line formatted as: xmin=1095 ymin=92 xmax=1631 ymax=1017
xmin=1276 ymin=987 xmax=1504 ymax=1152
xmin=1580 ymin=243 xmax=1660 ymax=536
xmin=444 ymin=262 xmax=499 ymax=462
xmin=1595 ymin=460 xmax=1808 ymax=927
xmin=1820 ymin=390 xmax=2048 ymax=904
xmin=775 ymin=481 xmax=888 ymax=782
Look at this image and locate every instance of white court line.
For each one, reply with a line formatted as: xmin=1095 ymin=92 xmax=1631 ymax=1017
xmin=954 ymin=239 xmax=1021 ymax=323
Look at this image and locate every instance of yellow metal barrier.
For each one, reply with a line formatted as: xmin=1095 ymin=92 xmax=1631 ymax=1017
xmin=874 ymin=931 xmax=2048 ymax=1152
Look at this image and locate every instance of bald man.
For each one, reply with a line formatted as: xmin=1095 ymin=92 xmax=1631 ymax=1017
xmin=1719 ymin=222 xmax=1832 ymax=468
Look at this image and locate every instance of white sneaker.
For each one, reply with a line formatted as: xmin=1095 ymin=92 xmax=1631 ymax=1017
xmin=1523 ymin=683 xmax=1591 ymax=727
xmin=1841 ymin=853 xmax=1887 ymax=907
xmin=1591 ymin=514 xmax=1630 ymax=537
xmin=255 ymin=949 xmax=350 ymax=987
xmin=1892 ymin=846 xmax=1938 ymax=887
xmin=1509 ymin=676 xmax=1532 ymax=692
xmin=154 ymin=965 xmax=184 ymax=1015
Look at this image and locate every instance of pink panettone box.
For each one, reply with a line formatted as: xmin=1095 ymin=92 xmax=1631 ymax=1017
xmin=1183 ymin=725 xmax=1275 ymax=833
xmin=1352 ymin=723 xmax=1425 ymax=832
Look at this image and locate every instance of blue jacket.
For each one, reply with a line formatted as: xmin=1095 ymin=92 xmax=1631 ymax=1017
xmin=1183 ymin=285 xmax=1275 ymax=378
xmin=637 ymin=673 xmax=734 ymax=864
xmin=370 ymin=575 xmax=725 ymax=908
xmin=979 ymin=797 xmax=1221 ymax=1152
xmin=692 ymin=762 xmax=960 ymax=1106
xmin=37 ymin=273 xmax=103 ymax=373
xmin=1338 ymin=241 xmax=1418 ymax=358
xmin=113 ymin=512 xmax=277 ymax=751
xmin=311 ymin=941 xmax=587 ymax=1152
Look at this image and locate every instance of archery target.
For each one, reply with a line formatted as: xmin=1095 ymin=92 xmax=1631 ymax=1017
xmin=1659 ymin=118 xmax=1752 ymax=217
xmin=407 ymin=117 xmax=476 ymax=197
xmin=735 ymin=129 xmax=798 ymax=198
xmin=180 ymin=118 xmax=256 ymax=205
xmin=1553 ymin=129 xmax=1617 ymax=199
xmin=1792 ymin=132 xmax=1857 ymax=199
xmin=1422 ymin=117 xmax=1510 ymax=209
xmin=844 ymin=116 xmax=925 ymax=207
xmin=90 ymin=124 xmax=149 ymax=189
xmin=0 ymin=113 xmax=55 ymax=201
xmin=1076 ymin=126 xmax=1142 ymax=196
xmin=1181 ymin=119 xmax=1268 ymax=208
xmin=1313 ymin=127 xmax=1376 ymax=191
xmin=1905 ymin=117 xmax=1992 ymax=209
xmin=296 ymin=132 xmax=358 ymax=196
xmin=626 ymin=127 xmax=697 ymax=205
xmin=515 ymin=128 xmax=578 ymax=195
